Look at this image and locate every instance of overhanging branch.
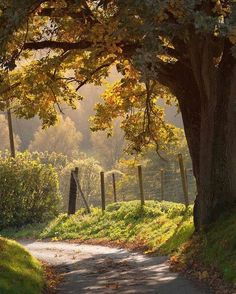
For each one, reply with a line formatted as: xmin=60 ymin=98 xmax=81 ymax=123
xmin=0 ymin=82 xmax=21 ymax=96
xmin=75 ymin=60 xmax=115 ymax=91
xmin=23 ymin=40 xmax=92 ymax=50
xmin=23 ymin=39 xmax=141 ymax=52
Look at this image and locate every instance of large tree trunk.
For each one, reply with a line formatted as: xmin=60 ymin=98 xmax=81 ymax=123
xmin=157 ymin=37 xmax=236 ymax=231
xmin=163 ymin=38 xmax=236 ymax=231
xmin=196 ymin=47 xmax=236 ymax=230
xmin=177 ymin=40 xmax=236 ymax=231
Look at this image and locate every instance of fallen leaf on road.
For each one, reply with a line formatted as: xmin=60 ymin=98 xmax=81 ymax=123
xmin=105 ymin=282 xmax=120 ymax=289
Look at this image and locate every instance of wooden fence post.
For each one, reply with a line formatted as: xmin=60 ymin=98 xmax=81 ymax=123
xmin=185 ymin=167 xmax=189 ymax=196
xmin=68 ymin=168 xmax=78 ymax=215
xmin=138 ymin=165 xmax=145 ymax=206
xmin=7 ymin=108 xmax=15 ymax=158
xmin=112 ymin=173 xmax=117 ymax=202
xmin=178 ymin=154 xmax=189 ymax=207
xmin=100 ymin=171 xmax=106 ymax=211
xmin=72 ymin=167 xmax=91 ymax=214
xmin=161 ymin=169 xmax=164 ymax=201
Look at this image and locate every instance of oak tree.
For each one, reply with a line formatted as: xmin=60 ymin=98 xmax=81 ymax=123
xmin=1 ymin=0 xmax=236 ymax=230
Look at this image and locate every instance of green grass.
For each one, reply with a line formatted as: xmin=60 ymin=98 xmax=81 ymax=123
xmin=177 ymin=208 xmax=236 ymax=286
xmin=0 ymin=237 xmax=44 ymax=294
xmin=3 ymin=200 xmax=236 ymax=285
xmin=203 ymin=212 xmax=236 ymax=283
xmin=2 ymin=200 xmax=194 ymax=255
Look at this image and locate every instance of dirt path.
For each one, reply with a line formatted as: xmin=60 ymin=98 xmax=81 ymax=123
xmin=21 ymin=240 xmax=210 ymax=294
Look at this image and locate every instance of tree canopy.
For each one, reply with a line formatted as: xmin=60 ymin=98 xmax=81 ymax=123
xmin=1 ymin=0 xmax=236 ymax=230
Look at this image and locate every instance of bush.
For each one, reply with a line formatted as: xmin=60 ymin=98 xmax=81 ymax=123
xmin=0 ymin=153 xmax=61 ymax=229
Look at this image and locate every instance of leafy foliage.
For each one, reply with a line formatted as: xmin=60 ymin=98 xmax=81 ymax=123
xmin=0 ymin=152 xmax=61 ymax=229
xmin=0 ymin=0 xmax=183 ymax=151
xmin=91 ymin=79 xmax=176 ymax=153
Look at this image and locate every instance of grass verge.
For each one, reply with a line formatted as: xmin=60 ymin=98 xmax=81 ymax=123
xmin=1 ymin=201 xmax=194 ymax=255
xmin=171 ymin=207 xmax=236 ymax=289
xmin=0 ymin=237 xmax=44 ymax=294
xmin=2 ymin=200 xmax=236 ymax=289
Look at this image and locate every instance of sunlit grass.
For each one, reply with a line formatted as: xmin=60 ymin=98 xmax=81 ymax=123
xmin=2 ymin=200 xmax=236 ymax=285
xmin=0 ymin=237 xmax=44 ymax=294
xmin=2 ymin=200 xmax=194 ymax=255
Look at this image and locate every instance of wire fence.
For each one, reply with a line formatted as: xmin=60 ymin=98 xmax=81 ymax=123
xmin=103 ymin=167 xmax=196 ymax=205
xmin=69 ymin=153 xmax=197 ymax=214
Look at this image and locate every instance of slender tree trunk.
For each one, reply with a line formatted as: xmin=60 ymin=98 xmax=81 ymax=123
xmin=7 ymin=109 xmax=15 ymax=158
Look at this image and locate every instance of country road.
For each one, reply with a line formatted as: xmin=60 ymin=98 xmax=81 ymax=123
xmin=21 ymin=240 xmax=210 ymax=294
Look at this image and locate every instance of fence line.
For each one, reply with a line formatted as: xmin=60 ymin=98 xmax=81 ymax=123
xmin=68 ymin=153 xmax=196 ymax=214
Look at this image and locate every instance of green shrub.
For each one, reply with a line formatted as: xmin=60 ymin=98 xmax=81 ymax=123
xmin=0 ymin=152 xmax=61 ymax=229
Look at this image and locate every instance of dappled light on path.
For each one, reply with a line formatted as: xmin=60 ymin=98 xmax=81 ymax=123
xmin=21 ymin=240 xmax=209 ymax=294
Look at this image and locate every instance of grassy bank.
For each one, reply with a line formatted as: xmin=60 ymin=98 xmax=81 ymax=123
xmin=2 ymin=200 xmax=236 ymax=287
xmin=0 ymin=237 xmax=44 ymax=294
xmin=173 ymin=208 xmax=236 ymax=287
xmin=1 ymin=201 xmax=194 ymax=255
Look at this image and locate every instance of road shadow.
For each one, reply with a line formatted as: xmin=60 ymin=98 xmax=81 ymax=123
xmin=48 ymin=248 xmax=210 ymax=294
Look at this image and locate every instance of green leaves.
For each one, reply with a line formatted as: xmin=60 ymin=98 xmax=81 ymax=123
xmin=91 ymin=78 xmax=176 ymax=154
xmin=0 ymin=0 xmax=236 ymax=150
xmin=0 ymin=152 xmax=61 ymax=229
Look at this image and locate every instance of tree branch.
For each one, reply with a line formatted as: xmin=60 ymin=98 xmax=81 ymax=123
xmin=75 ymin=60 xmax=115 ymax=91
xmin=38 ymin=7 xmax=96 ymax=24
xmin=23 ymin=40 xmax=92 ymax=51
xmin=0 ymin=82 xmax=21 ymax=96
xmin=23 ymin=39 xmax=140 ymax=54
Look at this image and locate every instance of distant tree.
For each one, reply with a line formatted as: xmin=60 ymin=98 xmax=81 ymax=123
xmin=31 ymin=151 xmax=68 ymax=171
xmin=91 ymin=120 xmax=125 ymax=169
xmin=29 ymin=116 xmax=82 ymax=158
xmin=12 ymin=117 xmax=40 ymax=151
xmin=0 ymin=114 xmax=21 ymax=151
xmin=66 ymin=85 xmax=103 ymax=151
